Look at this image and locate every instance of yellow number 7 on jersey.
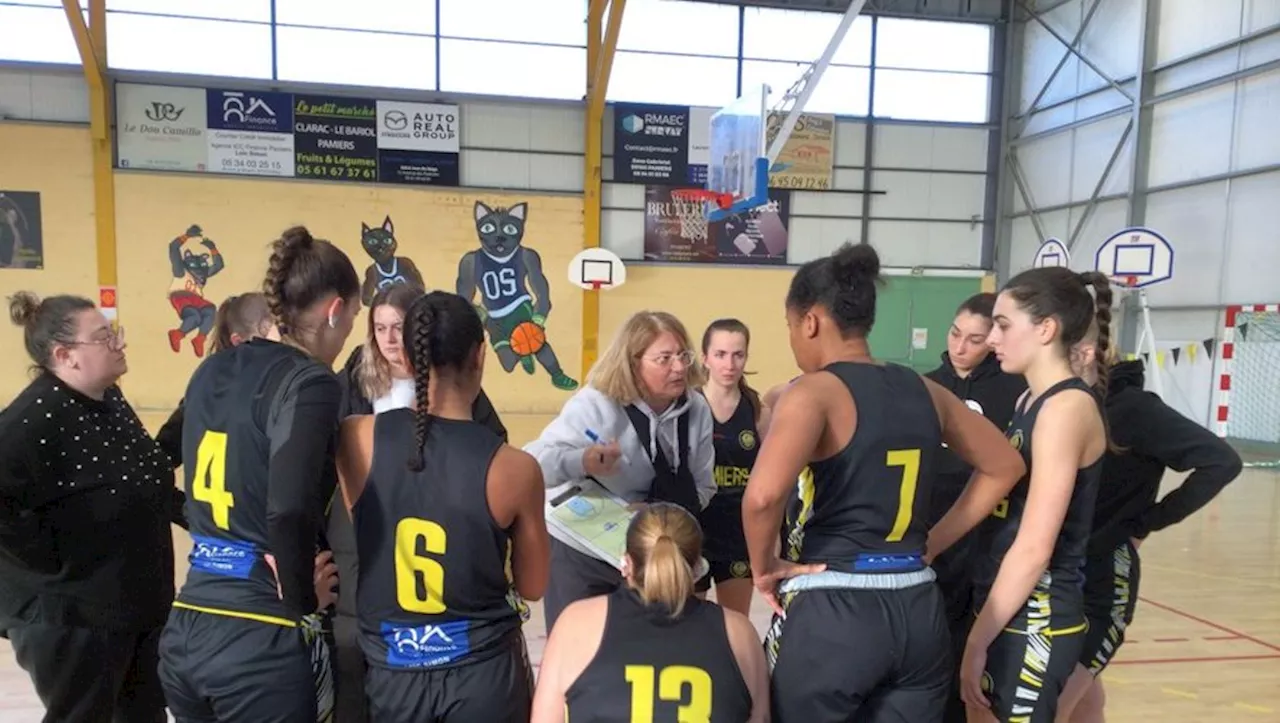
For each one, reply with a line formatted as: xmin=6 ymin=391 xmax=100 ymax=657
xmin=193 ymin=430 xmax=234 ymax=530
xmin=885 ymin=448 xmax=922 ymax=543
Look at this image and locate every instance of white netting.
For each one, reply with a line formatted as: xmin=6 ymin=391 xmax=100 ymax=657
xmin=1227 ymin=309 xmax=1280 ymax=445
xmin=672 ymin=196 xmax=709 ymax=242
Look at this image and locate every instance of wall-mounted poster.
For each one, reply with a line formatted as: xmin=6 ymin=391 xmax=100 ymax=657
xmin=293 ymin=95 xmax=378 ymax=183
xmin=613 ymin=103 xmax=691 ymax=184
xmin=205 ymin=88 xmax=295 ymax=178
xmin=0 ymin=191 xmax=43 ymax=269
xmin=375 ymin=100 xmax=461 ymax=186
xmin=766 ymin=112 xmax=835 ymax=190
xmin=116 ymin=83 xmax=208 ymax=172
xmin=643 ymin=187 xmax=789 ymax=265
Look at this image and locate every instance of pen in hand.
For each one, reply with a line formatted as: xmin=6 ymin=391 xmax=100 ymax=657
xmin=583 ymin=428 xmax=625 ymax=476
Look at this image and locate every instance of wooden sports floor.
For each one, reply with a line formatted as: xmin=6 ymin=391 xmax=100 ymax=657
xmin=0 ymin=413 xmax=1276 ymax=721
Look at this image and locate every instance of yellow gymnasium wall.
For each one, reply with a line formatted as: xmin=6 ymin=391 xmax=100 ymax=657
xmin=111 ymin=173 xmax=584 ymax=413
xmin=0 ymin=123 xmax=98 ymax=402
xmin=600 ymin=265 xmax=799 ymax=392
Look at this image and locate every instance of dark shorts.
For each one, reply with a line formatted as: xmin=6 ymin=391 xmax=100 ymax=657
xmin=981 ymin=617 xmax=1087 ymax=722
xmin=766 ymin=584 xmax=951 ymax=723
xmin=1080 ymin=539 xmax=1141 ymax=675
xmin=158 ymin=606 xmax=333 ymax=723
xmin=6 ymin=622 xmax=166 ymax=723
xmin=364 ymin=630 xmax=534 ymax=723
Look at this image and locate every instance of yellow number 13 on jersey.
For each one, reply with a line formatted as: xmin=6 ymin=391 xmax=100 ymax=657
xmin=625 ymin=665 xmax=713 ymax=723
xmin=885 ymin=448 xmax=922 ymax=542
xmin=193 ymin=430 xmax=234 ymax=530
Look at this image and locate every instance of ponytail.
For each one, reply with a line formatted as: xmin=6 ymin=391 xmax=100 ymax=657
xmin=407 ymin=300 xmax=435 ymax=473
xmin=1078 ymin=271 xmax=1114 ymax=400
xmin=639 ymin=534 xmax=695 ymax=617
xmin=625 ymin=502 xmax=703 ymax=618
xmin=401 ymin=291 xmax=488 ymax=473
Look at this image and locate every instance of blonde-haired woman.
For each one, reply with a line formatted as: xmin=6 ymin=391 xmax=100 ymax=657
xmin=525 ymin=310 xmax=717 ymax=631
xmin=530 ymin=503 xmax=768 ymax=723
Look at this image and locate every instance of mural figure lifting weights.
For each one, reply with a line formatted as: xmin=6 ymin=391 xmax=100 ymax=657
xmin=166 ymin=224 xmax=224 ymax=357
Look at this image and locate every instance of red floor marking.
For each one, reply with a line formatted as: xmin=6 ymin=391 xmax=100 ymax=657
xmin=1204 ymin=635 xmax=1242 ymax=641
xmin=1153 ymin=637 xmax=1190 ymax=643
xmin=1112 ymin=653 xmax=1280 ymax=666
xmin=1138 ymin=597 xmax=1280 ymax=654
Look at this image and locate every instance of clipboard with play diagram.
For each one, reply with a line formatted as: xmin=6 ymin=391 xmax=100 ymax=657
xmin=545 ymin=479 xmax=635 ymax=571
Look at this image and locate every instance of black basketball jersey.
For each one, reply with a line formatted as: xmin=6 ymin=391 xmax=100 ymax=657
xmin=353 ymin=409 xmax=520 ymax=670
xmin=794 ymin=362 xmax=942 ymax=573
xmin=971 ymin=377 xmax=1103 ymax=626
xmin=709 ymin=394 xmax=759 ymax=494
xmin=175 ymin=340 xmax=335 ymax=625
xmin=564 ymin=588 xmax=753 ymax=723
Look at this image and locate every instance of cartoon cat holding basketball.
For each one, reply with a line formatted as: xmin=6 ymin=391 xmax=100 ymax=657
xmin=456 ymin=201 xmax=579 ymax=391
xmin=360 ymin=215 xmax=424 ymax=306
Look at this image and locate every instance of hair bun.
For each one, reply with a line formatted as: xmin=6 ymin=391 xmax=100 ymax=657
xmin=8 ymin=291 xmax=41 ymax=328
xmin=276 ymin=225 xmax=315 ymax=253
xmin=831 ymin=242 xmax=881 ymax=281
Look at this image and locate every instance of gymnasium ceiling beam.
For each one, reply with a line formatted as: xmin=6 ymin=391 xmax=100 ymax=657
xmin=581 ymin=0 xmax=626 ymax=379
xmin=685 ymin=0 xmax=1007 ymax=22
xmin=63 ymin=0 xmax=118 ymax=310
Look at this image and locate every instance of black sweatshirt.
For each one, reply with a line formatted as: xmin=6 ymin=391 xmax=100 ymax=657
xmin=0 ymin=374 xmax=183 ymax=630
xmin=923 ymin=352 xmax=1028 ymax=525
xmin=327 ymin=346 xmax=509 ymax=618
xmin=1089 ymin=360 xmax=1243 ymax=553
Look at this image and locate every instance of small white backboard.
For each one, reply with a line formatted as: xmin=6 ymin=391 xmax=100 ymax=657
xmin=568 ymin=247 xmax=627 ymax=291
xmin=1033 ymin=237 xmax=1071 ymax=269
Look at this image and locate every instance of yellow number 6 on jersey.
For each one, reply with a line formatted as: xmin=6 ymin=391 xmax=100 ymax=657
xmin=193 ymin=430 xmax=234 ymax=530
xmin=395 ymin=518 xmax=447 ymax=614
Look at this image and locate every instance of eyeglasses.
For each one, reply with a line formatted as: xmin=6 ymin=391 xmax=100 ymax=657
xmin=70 ymin=326 xmax=126 ymax=351
xmin=643 ymin=349 xmax=695 ymax=368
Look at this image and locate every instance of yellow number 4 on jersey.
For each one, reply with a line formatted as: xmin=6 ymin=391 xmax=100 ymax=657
xmin=193 ymin=430 xmax=235 ymax=530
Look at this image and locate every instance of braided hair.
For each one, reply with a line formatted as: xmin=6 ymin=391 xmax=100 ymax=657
xmin=262 ymin=225 xmax=359 ymax=345
xmin=403 ymin=291 xmax=487 ymax=472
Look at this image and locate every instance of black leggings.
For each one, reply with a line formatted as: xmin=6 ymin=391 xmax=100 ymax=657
xmin=8 ymin=623 xmax=166 ymax=723
xmin=542 ymin=538 xmax=624 ymax=633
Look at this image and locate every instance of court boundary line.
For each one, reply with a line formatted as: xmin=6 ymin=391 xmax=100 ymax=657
xmin=1139 ymin=596 xmax=1280 ymax=654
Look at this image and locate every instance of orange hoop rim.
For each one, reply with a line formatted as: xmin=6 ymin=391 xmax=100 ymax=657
xmin=670 ymin=189 xmax=735 ymax=210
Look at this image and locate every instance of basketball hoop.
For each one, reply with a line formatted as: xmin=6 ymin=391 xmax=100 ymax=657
xmin=589 ymin=281 xmax=604 ymax=291
xmin=1112 ymin=275 xmax=1139 ymax=290
xmin=669 ymin=189 xmax=736 ymax=210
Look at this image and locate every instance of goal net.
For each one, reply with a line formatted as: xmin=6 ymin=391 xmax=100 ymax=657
xmin=1217 ymin=304 xmax=1280 ymax=464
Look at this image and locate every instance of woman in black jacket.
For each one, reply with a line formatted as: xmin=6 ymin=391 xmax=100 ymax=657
xmin=1 ymin=291 xmax=184 ymax=723
xmin=327 ymin=284 xmax=509 ymax=723
xmin=1059 ymin=344 xmax=1242 ymax=723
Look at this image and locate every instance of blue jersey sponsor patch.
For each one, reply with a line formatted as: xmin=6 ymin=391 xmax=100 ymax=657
xmin=189 ymin=535 xmax=257 ymax=579
xmin=852 ymin=551 xmax=925 ymax=573
xmin=381 ymin=620 xmax=472 ymax=669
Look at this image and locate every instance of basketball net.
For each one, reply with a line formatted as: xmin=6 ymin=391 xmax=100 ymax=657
xmin=675 ymin=198 xmax=709 ymax=242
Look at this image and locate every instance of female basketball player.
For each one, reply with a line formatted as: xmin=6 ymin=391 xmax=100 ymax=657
xmin=334 ymin=291 xmax=549 ymax=723
xmin=531 ymin=503 xmax=769 ymax=723
xmin=743 ymin=243 xmax=1026 ymax=723
xmin=0 ymin=292 xmax=182 ymax=722
xmin=1055 ymin=330 xmax=1242 ymax=723
xmin=525 ymin=310 xmax=716 ymax=632
xmin=155 ymin=292 xmax=278 ymax=466
xmin=957 ymin=266 xmax=1112 ymax=723
xmin=697 ymin=318 xmax=770 ymax=615
xmin=158 ymin=226 xmax=360 ymax=723
xmin=329 ymin=284 xmax=514 ymax=722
